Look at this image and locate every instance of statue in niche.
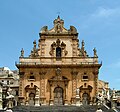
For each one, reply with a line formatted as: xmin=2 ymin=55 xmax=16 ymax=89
xmin=56 ymin=23 xmax=62 ymax=33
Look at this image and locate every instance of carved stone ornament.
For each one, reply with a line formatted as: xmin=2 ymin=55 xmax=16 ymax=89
xmin=93 ymin=48 xmax=98 ymax=58
xmin=29 ymin=40 xmax=39 ymax=58
xmin=20 ymin=48 xmax=24 ymax=57
xmin=49 ymin=39 xmax=68 ymax=56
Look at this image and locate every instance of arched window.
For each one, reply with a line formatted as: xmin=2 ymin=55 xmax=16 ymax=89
xmin=56 ymin=47 xmax=61 ymax=58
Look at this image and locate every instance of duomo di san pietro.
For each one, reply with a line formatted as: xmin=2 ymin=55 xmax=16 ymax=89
xmin=0 ymin=16 xmax=120 ymax=112
xmin=16 ymin=15 xmax=102 ymax=106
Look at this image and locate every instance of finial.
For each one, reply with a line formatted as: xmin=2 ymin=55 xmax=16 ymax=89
xmin=82 ymin=40 xmax=85 ymax=47
xmin=57 ymin=12 xmax=60 ymax=19
xmin=57 ymin=15 xmax=60 ymax=19
xmin=33 ymin=40 xmax=36 ymax=49
xmin=20 ymin=48 xmax=24 ymax=57
xmin=93 ymin=48 xmax=98 ymax=57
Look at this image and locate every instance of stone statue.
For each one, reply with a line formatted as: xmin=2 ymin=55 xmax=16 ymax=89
xmin=82 ymin=40 xmax=85 ymax=48
xmin=76 ymin=88 xmax=79 ymax=95
xmin=20 ymin=48 xmax=24 ymax=57
xmin=93 ymin=48 xmax=98 ymax=57
xmin=36 ymin=87 xmax=39 ymax=97
xmin=56 ymin=68 xmax=61 ymax=75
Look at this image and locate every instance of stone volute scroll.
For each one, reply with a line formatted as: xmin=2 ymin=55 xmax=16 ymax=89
xmin=69 ymin=26 xmax=77 ymax=34
xmin=40 ymin=26 xmax=48 ymax=33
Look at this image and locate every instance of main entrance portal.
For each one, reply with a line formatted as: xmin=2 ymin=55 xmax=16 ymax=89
xmin=82 ymin=93 xmax=89 ymax=105
xmin=54 ymin=87 xmax=63 ymax=105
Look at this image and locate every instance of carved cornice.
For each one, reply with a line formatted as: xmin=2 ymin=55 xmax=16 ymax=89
xmin=16 ymin=63 xmax=102 ymax=69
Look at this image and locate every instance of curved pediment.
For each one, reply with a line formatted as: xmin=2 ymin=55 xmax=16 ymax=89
xmin=40 ymin=16 xmax=77 ymax=35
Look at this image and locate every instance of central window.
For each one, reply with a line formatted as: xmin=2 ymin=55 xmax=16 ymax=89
xmin=56 ymin=47 xmax=61 ymax=58
xmin=82 ymin=75 xmax=88 ymax=81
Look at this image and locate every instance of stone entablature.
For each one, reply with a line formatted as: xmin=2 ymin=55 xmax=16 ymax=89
xmin=18 ymin=57 xmax=99 ymax=65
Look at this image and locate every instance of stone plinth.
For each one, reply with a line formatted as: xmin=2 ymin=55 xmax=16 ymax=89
xmin=49 ymin=99 xmax=54 ymax=105
xmin=35 ymin=96 xmax=40 ymax=106
xmin=64 ymin=99 xmax=68 ymax=105
xmin=76 ymin=95 xmax=81 ymax=106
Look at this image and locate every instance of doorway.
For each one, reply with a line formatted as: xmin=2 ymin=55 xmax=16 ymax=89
xmin=29 ymin=93 xmax=35 ymax=106
xmin=54 ymin=87 xmax=63 ymax=105
xmin=82 ymin=93 xmax=89 ymax=105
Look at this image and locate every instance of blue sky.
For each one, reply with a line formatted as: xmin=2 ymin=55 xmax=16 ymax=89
xmin=0 ymin=0 xmax=120 ymax=89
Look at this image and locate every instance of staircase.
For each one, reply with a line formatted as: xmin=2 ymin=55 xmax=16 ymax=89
xmin=12 ymin=105 xmax=117 ymax=112
xmin=12 ymin=105 xmax=96 ymax=112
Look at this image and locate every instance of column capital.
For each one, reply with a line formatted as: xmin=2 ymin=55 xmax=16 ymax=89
xmin=93 ymin=69 xmax=99 ymax=75
xmin=71 ymin=71 xmax=78 ymax=75
xmin=39 ymin=71 xmax=47 ymax=75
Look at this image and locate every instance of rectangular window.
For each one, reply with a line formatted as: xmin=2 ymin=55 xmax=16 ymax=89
xmin=82 ymin=75 xmax=88 ymax=81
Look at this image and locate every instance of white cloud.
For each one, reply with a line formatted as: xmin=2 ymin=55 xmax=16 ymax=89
xmin=91 ymin=7 xmax=120 ymax=18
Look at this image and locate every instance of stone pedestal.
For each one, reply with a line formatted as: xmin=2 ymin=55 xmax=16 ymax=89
xmin=111 ymin=98 xmax=117 ymax=109
xmin=19 ymin=96 xmax=24 ymax=105
xmin=76 ymin=95 xmax=81 ymax=106
xmin=75 ymin=88 xmax=81 ymax=106
xmin=35 ymin=96 xmax=40 ymax=106
xmin=7 ymin=100 xmax=13 ymax=109
xmin=64 ymin=99 xmax=68 ymax=105
xmin=26 ymin=101 xmax=29 ymax=105
xmin=40 ymin=97 xmax=46 ymax=105
xmin=6 ymin=109 xmax=13 ymax=112
xmin=111 ymin=89 xmax=117 ymax=109
xmin=71 ymin=97 xmax=76 ymax=105
xmin=49 ymin=99 xmax=54 ymax=105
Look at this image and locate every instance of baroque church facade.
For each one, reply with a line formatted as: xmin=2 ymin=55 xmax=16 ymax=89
xmin=16 ymin=16 xmax=102 ymax=106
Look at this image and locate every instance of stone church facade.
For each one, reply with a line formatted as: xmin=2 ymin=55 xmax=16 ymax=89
xmin=16 ymin=16 xmax=102 ymax=106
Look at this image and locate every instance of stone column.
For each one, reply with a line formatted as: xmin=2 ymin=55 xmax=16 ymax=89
xmin=64 ymin=81 xmax=68 ymax=105
xmin=40 ymin=71 xmax=46 ymax=105
xmin=19 ymin=72 xmax=24 ymax=105
xmin=49 ymin=81 xmax=54 ymax=105
xmin=71 ymin=71 xmax=78 ymax=105
xmin=93 ymin=70 xmax=98 ymax=98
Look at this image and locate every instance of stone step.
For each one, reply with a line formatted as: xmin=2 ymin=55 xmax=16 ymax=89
xmin=12 ymin=105 xmax=116 ymax=112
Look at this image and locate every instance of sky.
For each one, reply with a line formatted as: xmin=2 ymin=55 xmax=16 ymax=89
xmin=0 ymin=0 xmax=120 ymax=90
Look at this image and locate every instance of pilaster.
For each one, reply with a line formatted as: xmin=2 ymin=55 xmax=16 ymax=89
xmin=40 ymin=71 xmax=46 ymax=105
